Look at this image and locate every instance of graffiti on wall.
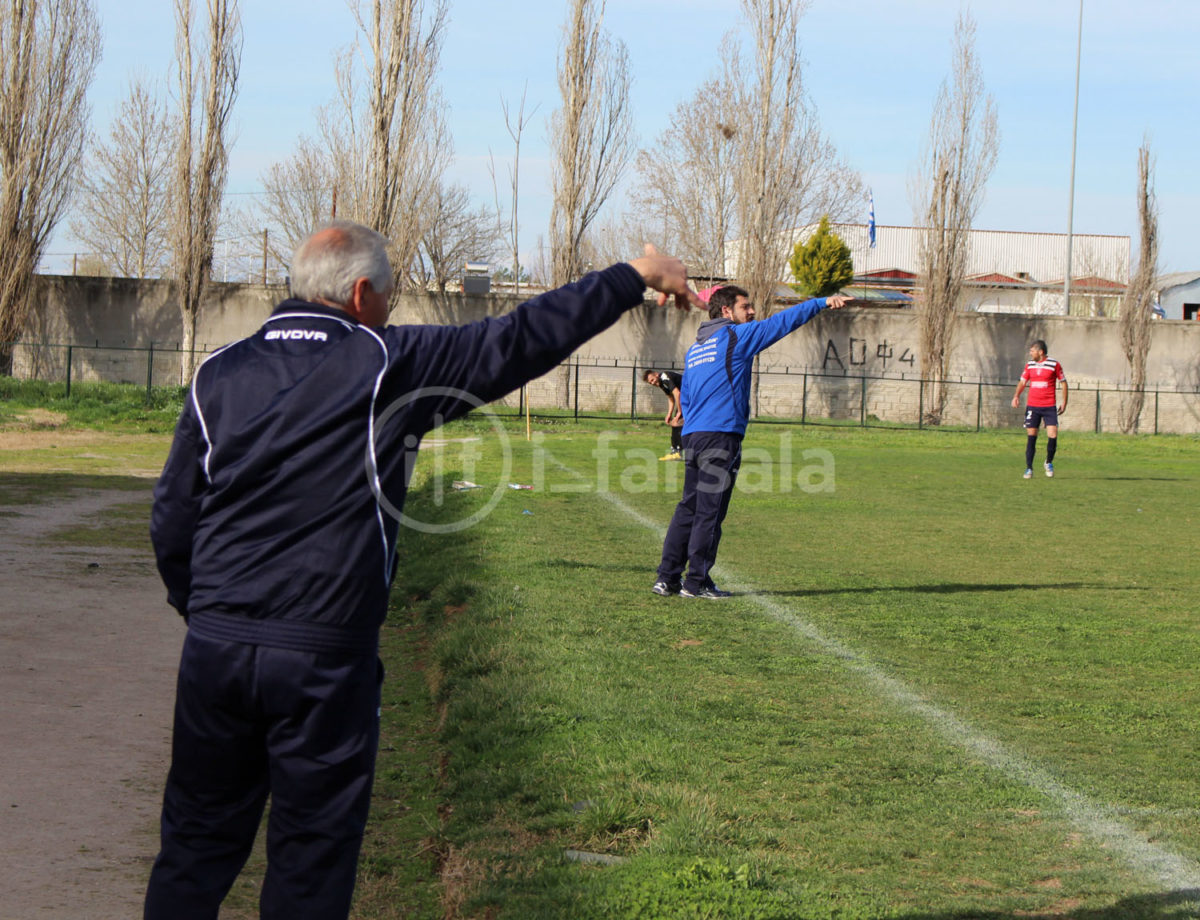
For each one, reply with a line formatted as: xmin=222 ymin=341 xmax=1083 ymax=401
xmin=823 ymin=338 xmax=916 ymax=372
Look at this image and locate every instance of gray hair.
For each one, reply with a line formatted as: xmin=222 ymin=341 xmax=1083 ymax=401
xmin=290 ymin=220 xmax=393 ymax=304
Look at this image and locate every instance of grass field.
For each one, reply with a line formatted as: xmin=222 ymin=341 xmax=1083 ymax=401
xmin=3 ymin=387 xmax=1198 ymax=919
xmin=368 ymin=419 xmax=1200 ymax=919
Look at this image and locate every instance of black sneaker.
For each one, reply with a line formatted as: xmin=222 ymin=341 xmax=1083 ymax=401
xmin=702 ymin=583 xmax=732 ymax=597
xmin=652 ymin=580 xmax=680 ymax=596
xmin=679 ymin=585 xmax=727 ymax=599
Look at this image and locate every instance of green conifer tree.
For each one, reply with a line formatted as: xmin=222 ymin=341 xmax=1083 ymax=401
xmin=788 ymin=215 xmax=853 ymax=298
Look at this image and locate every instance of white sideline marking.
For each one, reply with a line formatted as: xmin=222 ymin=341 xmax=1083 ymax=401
xmin=545 ymin=451 xmax=1200 ymax=894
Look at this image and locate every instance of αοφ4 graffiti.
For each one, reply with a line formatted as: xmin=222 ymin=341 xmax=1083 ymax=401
xmin=823 ymin=338 xmax=916 ymax=372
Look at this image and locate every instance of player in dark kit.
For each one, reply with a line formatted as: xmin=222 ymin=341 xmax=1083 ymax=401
xmin=1012 ymin=339 xmax=1068 ymax=479
xmin=643 ymin=368 xmax=683 ymax=459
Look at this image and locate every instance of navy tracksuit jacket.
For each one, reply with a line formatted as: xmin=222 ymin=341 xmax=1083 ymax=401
xmin=146 ymin=263 xmax=648 ymax=919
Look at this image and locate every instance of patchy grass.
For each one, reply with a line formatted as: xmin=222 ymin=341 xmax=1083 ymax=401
xmin=42 ymin=499 xmax=154 ymax=551
xmin=0 ymin=471 xmax=157 ymax=505
xmin=0 ymin=377 xmax=187 ymax=434
xmin=0 ymin=382 xmax=172 ymax=481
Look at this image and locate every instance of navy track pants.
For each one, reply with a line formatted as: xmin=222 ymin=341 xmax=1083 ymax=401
xmin=144 ymin=632 xmax=382 ymax=920
xmin=656 ymin=431 xmax=742 ymax=591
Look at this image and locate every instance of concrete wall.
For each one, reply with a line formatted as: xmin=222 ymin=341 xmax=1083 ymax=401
xmin=14 ymin=274 xmax=1200 ymax=433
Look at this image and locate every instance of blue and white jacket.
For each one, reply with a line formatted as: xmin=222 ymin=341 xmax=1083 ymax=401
xmin=151 ymin=263 xmax=647 ymax=654
xmin=681 ymin=297 xmax=830 ymax=437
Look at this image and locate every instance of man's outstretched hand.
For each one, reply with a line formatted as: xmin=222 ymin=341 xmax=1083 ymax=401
xmin=825 ymin=294 xmax=851 ymax=309
xmin=630 ymin=244 xmax=703 ymax=311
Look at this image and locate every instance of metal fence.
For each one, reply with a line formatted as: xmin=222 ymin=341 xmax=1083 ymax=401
xmin=8 ymin=340 xmax=196 ymax=399
xmin=7 ymin=340 xmax=1200 ymax=435
xmin=494 ymin=357 xmax=1200 ymax=435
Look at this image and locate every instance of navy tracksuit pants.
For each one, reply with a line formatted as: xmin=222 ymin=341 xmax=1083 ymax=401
xmin=656 ymin=431 xmax=742 ymax=591
xmin=144 ymin=633 xmax=382 ymax=920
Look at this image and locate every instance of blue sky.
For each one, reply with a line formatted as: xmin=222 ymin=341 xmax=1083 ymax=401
xmin=46 ymin=0 xmax=1199 ymax=275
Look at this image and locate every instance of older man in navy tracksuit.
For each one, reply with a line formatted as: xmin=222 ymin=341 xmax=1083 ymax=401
xmin=144 ymin=221 xmax=698 ymax=920
xmin=652 ymin=284 xmax=848 ymax=599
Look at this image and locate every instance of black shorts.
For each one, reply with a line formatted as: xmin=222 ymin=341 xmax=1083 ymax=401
xmin=1024 ymin=406 xmax=1059 ymax=429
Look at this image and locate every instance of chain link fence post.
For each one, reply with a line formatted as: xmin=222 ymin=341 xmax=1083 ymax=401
xmin=145 ymin=342 xmax=155 ymax=404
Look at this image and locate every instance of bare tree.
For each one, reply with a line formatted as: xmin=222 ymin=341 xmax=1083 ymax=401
xmin=631 ymin=77 xmax=738 ymax=281
xmin=911 ymin=11 xmax=998 ymax=424
xmin=246 ymin=0 xmax=448 ymax=288
xmin=529 ymin=234 xmax=552 ymax=288
xmin=171 ymin=0 xmax=241 ymax=381
xmin=413 ymin=180 xmax=500 ymax=292
xmin=0 ymin=0 xmax=100 ymax=366
xmin=241 ymin=135 xmax=339 ymax=275
xmin=70 ymin=79 xmax=172 ymax=278
xmin=489 ymin=86 xmax=538 ymax=297
xmin=330 ymin=0 xmax=449 ymax=290
xmin=582 ymin=207 xmax=645 ymax=273
xmin=549 ymin=0 xmax=634 ymax=286
xmin=1117 ymin=142 xmax=1158 ymax=434
xmin=729 ymin=2 xmax=862 ymax=317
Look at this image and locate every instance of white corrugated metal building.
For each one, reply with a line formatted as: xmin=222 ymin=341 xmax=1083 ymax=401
xmin=1155 ymin=272 xmax=1200 ymax=321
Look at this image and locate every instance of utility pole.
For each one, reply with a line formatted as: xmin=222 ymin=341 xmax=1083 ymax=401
xmin=1063 ymin=0 xmax=1083 ymax=315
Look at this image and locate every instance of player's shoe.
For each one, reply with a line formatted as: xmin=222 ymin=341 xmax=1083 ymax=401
xmin=702 ymin=582 xmax=732 ymax=597
xmin=1023 ymin=468 xmax=1033 ymax=479
xmin=1045 ymin=462 xmax=1054 ymax=478
xmin=679 ymin=585 xmax=727 ymax=599
xmin=651 ymin=580 xmax=680 ymax=596
xmin=659 ymin=449 xmax=683 ymax=461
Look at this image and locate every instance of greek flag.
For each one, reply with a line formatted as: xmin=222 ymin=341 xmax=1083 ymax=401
xmin=868 ymin=191 xmax=876 ymax=249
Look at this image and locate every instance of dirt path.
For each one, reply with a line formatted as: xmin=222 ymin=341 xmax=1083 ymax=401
xmin=0 ymin=488 xmax=184 ymax=919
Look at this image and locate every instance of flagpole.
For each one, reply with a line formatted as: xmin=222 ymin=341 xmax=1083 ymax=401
xmin=867 ymin=189 xmax=876 ymax=255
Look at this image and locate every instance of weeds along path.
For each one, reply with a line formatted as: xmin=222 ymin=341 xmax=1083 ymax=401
xmin=0 ymin=486 xmax=182 ymax=919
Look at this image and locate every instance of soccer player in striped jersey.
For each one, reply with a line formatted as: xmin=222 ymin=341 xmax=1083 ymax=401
xmin=1011 ymin=339 xmax=1068 ymax=478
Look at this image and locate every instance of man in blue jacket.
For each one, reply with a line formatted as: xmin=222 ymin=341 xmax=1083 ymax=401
xmin=653 ymin=284 xmax=848 ymax=599
xmin=144 ymin=220 xmax=699 ymax=920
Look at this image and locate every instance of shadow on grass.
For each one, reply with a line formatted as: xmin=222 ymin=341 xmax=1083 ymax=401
xmin=760 ymin=581 xmax=1146 ymax=598
xmin=540 ymin=557 xmax=645 ymax=574
xmin=0 ymin=471 xmax=153 ymax=505
xmin=898 ymin=887 xmax=1200 ymax=920
xmin=1076 ymin=476 xmax=1194 ymax=482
